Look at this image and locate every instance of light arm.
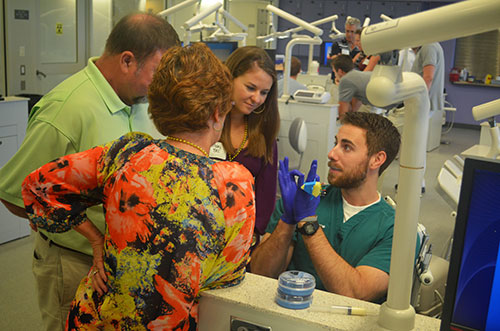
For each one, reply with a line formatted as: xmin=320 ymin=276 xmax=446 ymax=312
xmin=183 ymin=2 xmax=222 ymax=30
xmin=266 ymin=5 xmax=322 ymax=36
xmin=362 ymin=0 xmax=500 ymax=56
xmin=380 ymin=14 xmax=392 ymax=22
xmin=219 ymin=8 xmax=248 ymax=32
xmin=302 ymin=228 xmax=389 ymax=301
xmin=472 ymin=98 xmax=500 ymax=159
xmin=158 ymin=0 xmax=199 ymax=17
xmin=472 ymin=98 xmax=500 ymax=122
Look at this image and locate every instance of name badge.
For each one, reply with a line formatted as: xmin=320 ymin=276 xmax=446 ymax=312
xmin=341 ymin=48 xmax=350 ymax=55
xmin=209 ymin=142 xmax=227 ymax=161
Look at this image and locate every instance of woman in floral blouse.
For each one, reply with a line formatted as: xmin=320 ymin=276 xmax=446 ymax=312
xmin=22 ymin=43 xmax=255 ymax=330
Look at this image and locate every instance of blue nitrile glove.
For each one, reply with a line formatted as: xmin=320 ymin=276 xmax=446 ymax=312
xmin=278 ymin=157 xmax=303 ymax=225
xmin=293 ymin=160 xmax=321 ymax=222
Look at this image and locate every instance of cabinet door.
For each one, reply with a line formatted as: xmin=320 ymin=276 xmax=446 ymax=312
xmin=0 ymin=134 xmax=18 ymax=167
xmin=0 ymin=109 xmax=31 ymax=244
xmin=36 ymin=0 xmax=87 ymax=94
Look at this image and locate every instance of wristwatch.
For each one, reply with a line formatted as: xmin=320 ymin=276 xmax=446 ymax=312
xmin=296 ymin=216 xmax=320 ymax=236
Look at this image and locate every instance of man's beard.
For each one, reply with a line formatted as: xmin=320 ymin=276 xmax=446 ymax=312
xmin=327 ymin=158 xmax=369 ymax=189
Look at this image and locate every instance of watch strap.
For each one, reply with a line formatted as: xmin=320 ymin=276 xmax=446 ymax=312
xmin=300 ymin=215 xmax=318 ymax=223
xmin=296 ymin=218 xmax=320 ymax=236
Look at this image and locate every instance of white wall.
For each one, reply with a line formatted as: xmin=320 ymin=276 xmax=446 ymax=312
xmin=91 ymin=0 xmax=113 ymax=57
xmin=227 ymin=0 xmax=279 ymax=47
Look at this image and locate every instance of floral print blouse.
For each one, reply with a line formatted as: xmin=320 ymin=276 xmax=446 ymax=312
xmin=22 ymin=132 xmax=255 ymax=330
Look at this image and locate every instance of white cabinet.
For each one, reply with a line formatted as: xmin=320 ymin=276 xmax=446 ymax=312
xmin=0 ymin=97 xmax=30 ymax=244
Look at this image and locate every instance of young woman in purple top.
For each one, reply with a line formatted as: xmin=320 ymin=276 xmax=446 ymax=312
xmin=218 ymin=46 xmax=280 ymax=247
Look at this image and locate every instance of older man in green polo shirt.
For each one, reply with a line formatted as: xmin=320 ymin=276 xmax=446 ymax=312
xmin=0 ymin=13 xmax=180 ymax=331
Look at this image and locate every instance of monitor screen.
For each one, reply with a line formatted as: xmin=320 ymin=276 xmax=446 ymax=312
xmin=441 ymin=157 xmax=500 ymax=331
xmin=203 ymin=41 xmax=238 ymax=61
xmin=264 ymin=48 xmax=276 ymax=64
xmin=321 ymin=42 xmax=333 ymax=66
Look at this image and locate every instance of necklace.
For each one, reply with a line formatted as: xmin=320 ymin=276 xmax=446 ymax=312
xmin=229 ymin=118 xmax=248 ymax=161
xmin=166 ymin=136 xmax=209 ymax=157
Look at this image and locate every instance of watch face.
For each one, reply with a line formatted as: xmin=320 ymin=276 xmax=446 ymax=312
xmin=299 ymin=221 xmax=319 ymax=236
xmin=304 ymin=223 xmax=316 ymax=235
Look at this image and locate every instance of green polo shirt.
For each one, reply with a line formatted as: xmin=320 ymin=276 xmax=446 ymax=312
xmin=0 ymin=57 xmax=161 ymax=255
xmin=266 ymin=186 xmax=396 ymax=292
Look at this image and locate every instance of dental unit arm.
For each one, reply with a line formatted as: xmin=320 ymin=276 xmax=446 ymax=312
xmin=328 ymin=16 xmax=345 ymax=41
xmin=182 ymin=2 xmax=222 ymax=45
xmin=158 ymin=0 xmax=199 ymax=22
xmin=263 ymin=5 xmax=324 ymax=99
xmin=472 ymin=99 xmax=500 ymax=159
xmin=258 ymin=13 xmax=338 ymax=75
xmin=206 ymin=8 xmax=248 ymax=45
xmin=361 ymin=0 xmax=500 ymax=329
xmin=362 ymin=17 xmax=370 ymax=28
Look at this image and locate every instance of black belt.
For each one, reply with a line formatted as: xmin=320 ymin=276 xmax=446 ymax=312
xmin=38 ymin=231 xmax=85 ymax=255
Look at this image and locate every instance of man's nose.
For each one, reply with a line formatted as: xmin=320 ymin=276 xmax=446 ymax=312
xmin=328 ymin=146 xmax=338 ymax=160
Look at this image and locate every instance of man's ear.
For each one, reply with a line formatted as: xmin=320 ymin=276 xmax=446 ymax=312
xmin=119 ymin=51 xmax=136 ymax=73
xmin=369 ymin=150 xmax=387 ymax=171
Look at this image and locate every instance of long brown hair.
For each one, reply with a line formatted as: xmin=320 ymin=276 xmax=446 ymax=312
xmin=222 ymin=46 xmax=280 ymax=163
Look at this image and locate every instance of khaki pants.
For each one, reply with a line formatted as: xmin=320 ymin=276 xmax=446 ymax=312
xmin=32 ymin=233 xmax=93 ymax=331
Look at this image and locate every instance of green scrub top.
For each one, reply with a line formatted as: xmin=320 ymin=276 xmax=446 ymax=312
xmin=266 ymin=186 xmax=395 ymax=292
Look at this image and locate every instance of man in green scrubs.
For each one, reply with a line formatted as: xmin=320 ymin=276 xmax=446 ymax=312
xmin=251 ymin=112 xmax=401 ymax=303
xmin=0 ymin=13 xmax=180 ymax=331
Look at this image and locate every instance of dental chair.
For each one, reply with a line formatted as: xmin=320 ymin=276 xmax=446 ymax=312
xmin=411 ymin=224 xmax=449 ymax=317
xmin=384 ymin=195 xmax=449 ymax=318
xmin=288 ymin=117 xmax=307 ymax=170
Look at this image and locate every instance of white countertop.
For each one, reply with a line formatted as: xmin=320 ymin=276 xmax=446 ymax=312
xmin=0 ymin=96 xmax=29 ymax=103
xmin=199 ymin=272 xmax=441 ymax=331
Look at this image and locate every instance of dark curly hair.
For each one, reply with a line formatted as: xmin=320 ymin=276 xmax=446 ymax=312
xmin=341 ymin=112 xmax=401 ymax=175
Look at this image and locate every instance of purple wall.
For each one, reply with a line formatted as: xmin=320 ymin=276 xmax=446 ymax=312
xmin=441 ymin=39 xmax=500 ymax=126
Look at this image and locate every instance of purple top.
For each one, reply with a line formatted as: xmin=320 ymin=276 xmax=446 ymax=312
xmin=233 ymin=140 xmax=278 ymax=235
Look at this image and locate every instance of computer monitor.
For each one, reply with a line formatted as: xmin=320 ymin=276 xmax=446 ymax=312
xmin=203 ymin=41 xmax=238 ymax=61
xmin=440 ymin=157 xmax=500 ymax=331
xmin=321 ymin=42 xmax=333 ymax=66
